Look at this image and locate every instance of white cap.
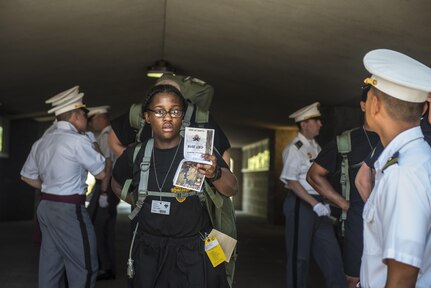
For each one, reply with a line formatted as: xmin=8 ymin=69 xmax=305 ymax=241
xmin=47 ymin=92 xmax=86 ymax=116
xmin=289 ymin=102 xmax=321 ymax=123
xmin=87 ymin=105 xmax=110 ymax=118
xmin=363 ymin=49 xmax=431 ymax=103
xmin=45 ymin=86 xmax=80 ymax=106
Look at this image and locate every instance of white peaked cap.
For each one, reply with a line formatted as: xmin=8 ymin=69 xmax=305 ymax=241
xmin=87 ymin=105 xmax=110 ymax=118
xmin=45 ymin=86 xmax=80 ymax=106
xmin=363 ymin=49 xmax=431 ymax=103
xmin=47 ymin=92 xmax=86 ymax=116
xmin=289 ymin=102 xmax=321 ymax=123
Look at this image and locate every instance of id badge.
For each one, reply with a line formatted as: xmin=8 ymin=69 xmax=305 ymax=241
xmin=151 ymin=200 xmax=171 ymax=215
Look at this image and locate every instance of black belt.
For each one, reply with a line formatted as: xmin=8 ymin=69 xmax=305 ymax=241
xmin=41 ymin=193 xmax=86 ymax=205
xmin=288 ymin=192 xmax=325 ymax=202
xmin=310 ymin=194 xmax=325 ymax=202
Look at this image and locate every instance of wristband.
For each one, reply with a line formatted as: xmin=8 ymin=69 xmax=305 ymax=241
xmin=208 ymin=165 xmax=222 ymax=182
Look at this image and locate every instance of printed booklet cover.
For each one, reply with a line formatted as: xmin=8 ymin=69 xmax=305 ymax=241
xmin=173 ymin=127 xmax=215 ymax=192
xmin=173 ymin=160 xmax=206 ymax=192
xmin=183 ymin=127 xmax=214 ymax=164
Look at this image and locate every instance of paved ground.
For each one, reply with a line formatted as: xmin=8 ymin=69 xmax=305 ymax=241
xmin=0 ymin=205 xmax=323 ymax=287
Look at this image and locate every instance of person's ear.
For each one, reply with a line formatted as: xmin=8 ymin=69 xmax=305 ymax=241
xmin=299 ymin=121 xmax=304 ymax=131
xmin=70 ymin=111 xmax=79 ymax=121
xmin=370 ymin=94 xmax=381 ymax=117
xmin=144 ymin=112 xmax=151 ymax=124
xmin=360 ymin=101 xmax=366 ymax=112
xmin=422 ymin=102 xmax=428 ymax=116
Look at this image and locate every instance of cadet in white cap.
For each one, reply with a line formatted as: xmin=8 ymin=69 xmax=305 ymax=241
xmin=86 ymin=105 xmax=118 ymax=281
xmin=359 ymin=49 xmax=431 ymax=287
xmin=45 ymin=85 xmax=80 ymax=106
xmin=43 ymin=85 xmax=83 ymax=135
xmin=20 ymin=86 xmax=106 ymax=288
xmin=280 ymin=102 xmax=346 ymax=287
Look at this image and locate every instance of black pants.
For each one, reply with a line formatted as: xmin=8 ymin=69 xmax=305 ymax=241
xmin=283 ymin=193 xmax=346 ymax=288
xmin=132 ymin=232 xmax=229 ymax=288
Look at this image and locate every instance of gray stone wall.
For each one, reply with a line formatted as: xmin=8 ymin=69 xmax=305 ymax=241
xmin=242 ymin=171 xmax=268 ymax=217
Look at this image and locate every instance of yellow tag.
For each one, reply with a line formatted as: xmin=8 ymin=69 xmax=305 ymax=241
xmin=208 ymin=229 xmax=237 ymax=263
xmin=204 ymin=236 xmax=226 ymax=267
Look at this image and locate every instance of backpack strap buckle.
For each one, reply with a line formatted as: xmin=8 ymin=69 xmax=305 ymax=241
xmin=180 ymin=105 xmax=194 ymax=137
xmin=128 ymin=199 xmax=144 ymax=220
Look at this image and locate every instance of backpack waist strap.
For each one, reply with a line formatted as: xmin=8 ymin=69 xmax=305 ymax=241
xmin=141 ymin=190 xmax=201 ymax=199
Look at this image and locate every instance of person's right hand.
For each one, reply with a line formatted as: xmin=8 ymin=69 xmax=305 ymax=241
xmin=313 ymin=203 xmax=331 ymax=217
xmin=99 ymin=193 xmax=109 ymax=208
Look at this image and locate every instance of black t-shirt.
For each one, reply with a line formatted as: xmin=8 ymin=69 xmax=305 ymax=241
xmin=110 ymin=104 xmax=231 ymax=156
xmin=113 ymin=139 xmax=228 ymax=237
xmin=314 ymin=127 xmax=380 ymax=203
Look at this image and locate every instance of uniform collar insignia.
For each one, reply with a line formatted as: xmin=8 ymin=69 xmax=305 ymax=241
xmin=382 ymin=151 xmax=399 ymax=173
xmin=294 ymin=140 xmax=303 ymax=149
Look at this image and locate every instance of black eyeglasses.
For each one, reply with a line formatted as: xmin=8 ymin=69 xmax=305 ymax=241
xmin=147 ymin=108 xmax=183 ymax=118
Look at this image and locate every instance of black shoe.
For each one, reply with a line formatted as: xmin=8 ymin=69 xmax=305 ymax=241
xmin=96 ymin=270 xmax=116 ymax=281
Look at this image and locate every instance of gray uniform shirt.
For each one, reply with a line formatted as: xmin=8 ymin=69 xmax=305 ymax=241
xmin=21 ymin=121 xmax=105 ymax=195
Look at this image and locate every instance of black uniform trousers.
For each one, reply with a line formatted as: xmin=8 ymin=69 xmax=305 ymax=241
xmin=284 ymin=193 xmax=346 ymax=288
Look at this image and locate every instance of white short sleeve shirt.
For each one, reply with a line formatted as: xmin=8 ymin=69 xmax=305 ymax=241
xmin=361 ymin=127 xmax=431 ymax=287
xmin=97 ymin=125 xmax=115 ymax=162
xmin=279 ymin=132 xmax=321 ymax=195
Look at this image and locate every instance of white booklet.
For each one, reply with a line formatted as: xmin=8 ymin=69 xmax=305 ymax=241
xmin=183 ymin=127 xmax=214 ymax=164
xmin=173 ymin=127 xmax=215 ymax=192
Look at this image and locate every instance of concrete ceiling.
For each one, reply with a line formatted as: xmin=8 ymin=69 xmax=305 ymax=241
xmin=1 ymin=0 xmax=430 ymax=147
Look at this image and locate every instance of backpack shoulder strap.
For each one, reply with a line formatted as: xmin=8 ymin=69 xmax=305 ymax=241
xmin=128 ymin=139 xmax=154 ymax=220
xmin=336 ymin=128 xmax=356 ymax=200
xmin=180 ymin=104 xmax=210 ymax=136
xmin=336 ymin=129 xmax=352 ymax=154
xmin=120 ymin=143 xmax=143 ymax=202
xmin=180 ymin=104 xmax=194 ymax=137
xmin=335 ymin=128 xmax=355 ymax=235
xmin=195 ymin=105 xmax=210 ymax=124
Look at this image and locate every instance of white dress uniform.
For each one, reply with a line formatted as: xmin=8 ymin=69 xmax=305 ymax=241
xmin=361 ymin=127 xmax=431 ymax=287
xmin=280 ymin=102 xmax=346 ymax=288
xmin=359 ymin=49 xmax=431 ymax=287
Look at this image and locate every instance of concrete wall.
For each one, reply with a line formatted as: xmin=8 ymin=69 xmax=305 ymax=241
xmin=242 ymin=171 xmax=269 ymax=217
xmin=229 ymin=147 xmax=243 ymax=210
xmin=0 ymin=119 xmax=48 ymax=221
xmin=271 ymin=127 xmax=298 ymax=224
xmin=240 ymin=138 xmax=271 ymax=218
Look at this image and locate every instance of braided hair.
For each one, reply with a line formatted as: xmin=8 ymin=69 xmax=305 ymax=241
xmin=142 ymin=84 xmax=187 ymax=113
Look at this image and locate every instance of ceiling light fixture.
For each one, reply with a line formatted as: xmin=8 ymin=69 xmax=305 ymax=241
xmin=147 ymin=0 xmax=176 ymax=78
xmin=147 ymin=59 xmax=175 ymax=78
